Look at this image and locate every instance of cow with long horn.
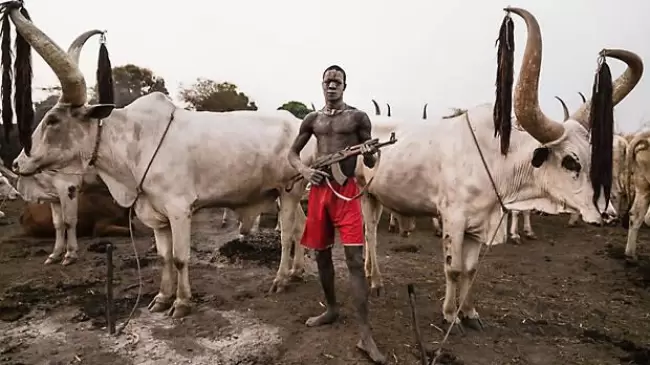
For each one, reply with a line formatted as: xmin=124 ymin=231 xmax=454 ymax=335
xmin=0 ymin=27 xmax=132 ymax=265
xmin=354 ymin=7 xmax=641 ymax=331
xmin=6 ymin=3 xmax=315 ymax=318
xmin=510 ymin=94 xmax=629 ymax=243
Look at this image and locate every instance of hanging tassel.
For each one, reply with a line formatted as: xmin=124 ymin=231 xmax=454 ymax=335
xmin=96 ymin=32 xmax=114 ymax=105
xmin=588 ymin=55 xmax=614 ymax=213
xmin=13 ymin=6 xmax=33 ymax=155
xmin=0 ymin=11 xmax=12 ymax=143
xmin=493 ymin=12 xmax=514 ymax=156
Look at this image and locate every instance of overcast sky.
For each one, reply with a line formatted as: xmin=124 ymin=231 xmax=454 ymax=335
xmin=24 ymin=0 xmax=650 ymax=132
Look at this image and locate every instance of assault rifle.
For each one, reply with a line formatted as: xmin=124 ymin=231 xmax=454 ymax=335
xmin=285 ymin=132 xmax=397 ymax=191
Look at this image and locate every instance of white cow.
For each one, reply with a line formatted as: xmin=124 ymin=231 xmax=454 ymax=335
xmin=353 ymin=7 xmax=642 ymax=330
xmin=621 ymin=130 xmax=650 ymax=259
xmin=0 ymin=171 xmax=20 ymax=219
xmin=0 ymin=29 xmax=121 ymax=264
xmin=508 ymin=95 xmax=626 ymax=243
xmin=7 ymin=8 xmax=315 ymax=318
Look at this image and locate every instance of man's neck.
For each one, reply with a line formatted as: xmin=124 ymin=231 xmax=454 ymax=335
xmin=324 ymin=100 xmax=346 ymax=115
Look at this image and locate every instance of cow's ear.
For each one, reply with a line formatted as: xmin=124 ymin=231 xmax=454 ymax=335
xmin=531 ymin=147 xmax=550 ymax=168
xmin=84 ymin=104 xmax=115 ymax=121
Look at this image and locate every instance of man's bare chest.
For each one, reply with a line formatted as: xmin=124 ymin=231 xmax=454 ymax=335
xmin=313 ymin=114 xmax=358 ymax=136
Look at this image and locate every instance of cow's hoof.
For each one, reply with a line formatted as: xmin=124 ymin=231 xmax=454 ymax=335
xmin=62 ymin=256 xmax=77 ymax=266
xmin=524 ymin=232 xmax=537 ymax=240
xmin=442 ymin=317 xmax=465 ymax=336
xmin=167 ymin=301 xmax=191 ymax=318
xmin=148 ymin=296 xmax=173 ymax=313
xmin=268 ymin=277 xmax=288 ymax=294
xmin=508 ymin=235 xmax=522 ymax=245
xmin=289 ymin=268 xmax=305 ymax=281
xmin=369 ymin=282 xmax=384 ymax=297
xmin=399 ymin=231 xmax=411 ymax=238
xmin=44 ymin=256 xmax=61 ymax=265
xmin=461 ymin=316 xmax=484 ymax=331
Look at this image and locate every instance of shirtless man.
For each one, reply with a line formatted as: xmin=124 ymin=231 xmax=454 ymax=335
xmin=288 ymin=65 xmax=386 ymax=364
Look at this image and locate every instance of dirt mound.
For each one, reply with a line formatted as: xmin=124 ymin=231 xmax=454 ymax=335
xmin=218 ymin=231 xmax=281 ymax=267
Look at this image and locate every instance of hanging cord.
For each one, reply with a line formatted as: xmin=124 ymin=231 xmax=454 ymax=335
xmin=430 ymin=111 xmax=509 ymax=364
xmin=114 ymin=109 xmax=176 ymax=336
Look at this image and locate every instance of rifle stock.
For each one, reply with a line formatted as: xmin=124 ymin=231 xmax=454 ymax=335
xmin=285 ymin=132 xmax=397 ymax=190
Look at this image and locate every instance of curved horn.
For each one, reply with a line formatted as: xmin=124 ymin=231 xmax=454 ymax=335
xmin=506 ymin=7 xmax=564 ymax=143
xmin=570 ymin=49 xmax=644 ymax=128
xmin=577 ymin=91 xmax=586 ymax=103
xmin=422 ymin=103 xmax=428 ymax=120
xmin=310 ymin=102 xmax=316 ymax=111
xmin=386 ymin=103 xmax=391 ymax=117
xmin=554 ymin=96 xmax=569 ymax=121
xmin=371 ymin=99 xmax=380 ymax=115
xmin=67 ymin=29 xmax=104 ymax=65
xmin=8 ymin=8 xmax=87 ymax=106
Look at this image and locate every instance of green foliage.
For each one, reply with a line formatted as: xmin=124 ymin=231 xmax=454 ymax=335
xmin=179 ymin=78 xmax=257 ymax=112
xmin=90 ymin=64 xmax=169 ymax=107
xmin=277 ymin=101 xmax=313 ymax=119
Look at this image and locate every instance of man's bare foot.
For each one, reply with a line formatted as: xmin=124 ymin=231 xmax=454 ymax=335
xmin=305 ymin=309 xmax=339 ymax=327
xmin=356 ymin=337 xmax=386 ymax=364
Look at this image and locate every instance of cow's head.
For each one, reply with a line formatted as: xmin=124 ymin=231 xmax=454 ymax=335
xmin=7 ymin=10 xmax=114 ymax=177
xmin=506 ymin=8 xmax=643 ymax=225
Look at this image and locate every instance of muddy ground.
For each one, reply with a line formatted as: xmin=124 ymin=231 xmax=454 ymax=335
xmin=0 ymin=198 xmax=649 ymax=365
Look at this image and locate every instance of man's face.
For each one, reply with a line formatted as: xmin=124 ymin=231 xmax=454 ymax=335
xmin=322 ymin=70 xmax=345 ymax=102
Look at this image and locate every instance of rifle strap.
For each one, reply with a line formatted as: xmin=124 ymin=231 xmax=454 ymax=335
xmin=324 ymin=149 xmax=382 ymax=202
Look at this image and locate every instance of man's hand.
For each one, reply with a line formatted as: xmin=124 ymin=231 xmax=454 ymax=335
xmin=360 ymin=143 xmax=377 ymax=158
xmin=301 ymin=167 xmax=330 ymax=185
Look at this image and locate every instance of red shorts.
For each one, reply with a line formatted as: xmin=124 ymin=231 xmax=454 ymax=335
xmin=300 ymin=178 xmax=365 ymax=250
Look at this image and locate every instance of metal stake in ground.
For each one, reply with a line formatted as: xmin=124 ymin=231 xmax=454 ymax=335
xmin=105 ymin=241 xmax=115 ymax=335
xmin=407 ymin=284 xmax=428 ymax=365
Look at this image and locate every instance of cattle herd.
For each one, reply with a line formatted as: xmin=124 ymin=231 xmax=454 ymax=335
xmin=0 ymin=3 xmax=648 ymax=362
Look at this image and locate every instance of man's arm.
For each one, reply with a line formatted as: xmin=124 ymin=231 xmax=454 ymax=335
xmin=288 ymin=112 xmax=316 ymax=173
xmin=357 ymin=112 xmax=376 ymax=168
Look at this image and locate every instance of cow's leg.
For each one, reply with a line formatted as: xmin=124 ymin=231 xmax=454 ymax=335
xmin=289 ymin=202 xmax=306 ymax=279
xmin=220 ymin=209 xmax=228 ymax=228
xmin=397 ymin=215 xmax=414 ymax=238
xmin=522 ymin=210 xmax=537 ymax=240
xmin=360 ymin=193 xmax=383 ymax=296
xmin=625 ymin=190 xmax=650 ymax=260
xmin=44 ymin=202 xmax=66 ymax=265
xmin=568 ymin=212 xmax=580 ymax=227
xmin=168 ymin=212 xmax=193 ymax=318
xmin=274 ymin=199 xmax=283 ymax=232
xmin=508 ymin=210 xmax=522 ymax=244
xmin=270 ymin=192 xmax=303 ymax=293
xmin=93 ymin=220 xmax=131 ymax=236
xmin=432 ymin=216 xmax=443 ymax=237
xmin=458 ymin=237 xmax=483 ymax=330
xmin=61 ymin=195 xmax=79 ymax=266
xmin=441 ymin=215 xmax=465 ymax=333
xmin=387 ymin=212 xmax=397 ymax=233
xmin=250 ymin=214 xmax=261 ymax=234
xmin=148 ymin=226 xmax=175 ymax=313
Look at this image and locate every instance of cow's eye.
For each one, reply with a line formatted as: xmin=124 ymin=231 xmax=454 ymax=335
xmin=561 ymin=155 xmax=581 ymax=173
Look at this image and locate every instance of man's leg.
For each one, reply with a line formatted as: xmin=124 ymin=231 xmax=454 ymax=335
xmin=344 ymin=245 xmax=386 ymax=364
xmin=306 ymin=247 xmax=339 ymax=326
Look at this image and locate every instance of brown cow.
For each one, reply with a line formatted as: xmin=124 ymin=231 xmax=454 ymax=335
xmin=19 ymin=181 xmax=132 ymax=238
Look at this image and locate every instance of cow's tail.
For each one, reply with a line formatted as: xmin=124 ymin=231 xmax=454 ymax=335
xmin=622 ymin=134 xmax=650 ymax=228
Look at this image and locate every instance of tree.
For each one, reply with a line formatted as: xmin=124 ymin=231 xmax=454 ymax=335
xmin=90 ymin=64 xmax=169 ymax=107
xmin=179 ymin=79 xmax=257 ymax=112
xmin=278 ymin=101 xmax=312 ymax=120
